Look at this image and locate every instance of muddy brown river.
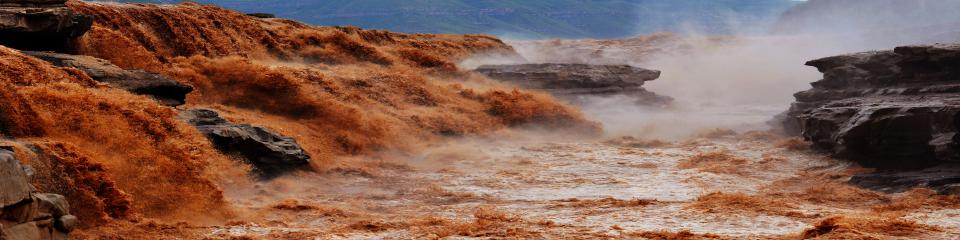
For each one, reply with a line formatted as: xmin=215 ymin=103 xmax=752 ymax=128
xmin=206 ymin=128 xmax=960 ymax=239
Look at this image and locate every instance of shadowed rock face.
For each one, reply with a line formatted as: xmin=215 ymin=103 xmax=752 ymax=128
xmin=0 ymin=0 xmax=93 ymax=52
xmin=474 ymin=63 xmax=671 ymax=105
xmin=180 ymin=109 xmax=312 ymax=179
xmin=0 ymin=148 xmax=78 ymax=239
xmin=783 ymin=43 xmax=960 ymax=193
xmin=0 ymin=148 xmax=32 ymax=208
xmin=23 ymin=51 xmax=194 ymax=106
xmin=850 ymin=164 xmax=960 ymax=194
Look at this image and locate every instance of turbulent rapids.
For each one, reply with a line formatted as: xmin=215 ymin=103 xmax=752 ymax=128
xmin=0 ymin=0 xmax=959 ymax=239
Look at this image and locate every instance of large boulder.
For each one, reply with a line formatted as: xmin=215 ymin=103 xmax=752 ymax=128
xmin=23 ymin=51 xmax=193 ymax=106
xmin=0 ymin=0 xmax=93 ymax=52
xmin=180 ymin=109 xmax=312 ymax=179
xmin=474 ymin=63 xmax=671 ymax=105
xmin=0 ymin=148 xmax=32 ymax=208
xmin=0 ymin=148 xmax=78 ymax=239
xmin=782 ymin=43 xmax=960 ymax=193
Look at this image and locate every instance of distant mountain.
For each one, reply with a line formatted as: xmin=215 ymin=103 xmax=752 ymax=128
xmin=115 ymin=0 xmax=799 ymax=39
xmin=774 ymin=0 xmax=960 ymax=47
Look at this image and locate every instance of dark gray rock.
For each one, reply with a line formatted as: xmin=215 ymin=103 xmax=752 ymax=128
xmin=783 ymin=44 xmax=960 ymax=169
xmin=0 ymin=0 xmax=93 ymax=52
xmin=246 ymin=13 xmax=275 ymax=18
xmin=0 ymin=0 xmax=69 ymax=5
xmin=474 ymin=63 xmax=672 ymax=106
xmin=782 ymin=43 xmax=960 ymax=193
xmin=850 ymin=164 xmax=960 ymax=194
xmin=23 ymin=51 xmax=194 ymax=106
xmin=795 ymin=95 xmax=960 ymax=169
xmin=180 ymin=109 xmax=312 ymax=179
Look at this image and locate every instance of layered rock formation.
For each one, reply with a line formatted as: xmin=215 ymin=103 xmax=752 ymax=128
xmin=23 ymin=51 xmax=193 ymax=106
xmin=1 ymin=148 xmax=78 ymax=239
xmin=0 ymin=0 xmax=92 ymax=52
xmin=474 ymin=63 xmax=671 ymax=105
xmin=783 ymin=43 xmax=960 ymax=193
xmin=180 ymin=109 xmax=312 ymax=179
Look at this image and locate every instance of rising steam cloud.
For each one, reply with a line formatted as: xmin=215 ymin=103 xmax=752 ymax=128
xmin=461 ymin=0 xmax=960 ymax=140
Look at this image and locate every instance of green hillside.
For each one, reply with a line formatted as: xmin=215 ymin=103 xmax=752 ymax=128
xmin=117 ymin=0 xmax=800 ymax=39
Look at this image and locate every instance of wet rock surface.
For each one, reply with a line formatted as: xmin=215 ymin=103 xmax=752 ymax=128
xmin=180 ymin=109 xmax=312 ymax=179
xmin=23 ymin=51 xmax=194 ymax=106
xmin=0 ymin=0 xmax=93 ymax=52
xmin=783 ymin=43 xmax=960 ymax=193
xmin=0 ymin=148 xmax=77 ymax=239
xmin=474 ymin=63 xmax=672 ymax=105
xmin=850 ymin=164 xmax=960 ymax=194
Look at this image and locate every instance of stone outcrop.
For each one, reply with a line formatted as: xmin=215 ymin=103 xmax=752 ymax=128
xmin=246 ymin=13 xmax=275 ymax=18
xmin=23 ymin=51 xmax=194 ymax=106
xmin=1 ymin=148 xmax=77 ymax=239
xmin=849 ymin=164 xmax=960 ymax=194
xmin=782 ymin=43 xmax=960 ymax=193
xmin=0 ymin=0 xmax=93 ymax=52
xmin=474 ymin=63 xmax=671 ymax=105
xmin=179 ymin=109 xmax=312 ymax=179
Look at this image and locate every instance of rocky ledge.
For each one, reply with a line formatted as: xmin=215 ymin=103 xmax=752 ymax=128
xmin=1 ymin=148 xmax=78 ymax=240
xmin=474 ymin=63 xmax=672 ymax=105
xmin=0 ymin=0 xmax=93 ymax=52
xmin=24 ymin=51 xmax=194 ymax=106
xmin=180 ymin=109 xmax=312 ymax=179
xmin=782 ymin=43 xmax=960 ymax=193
